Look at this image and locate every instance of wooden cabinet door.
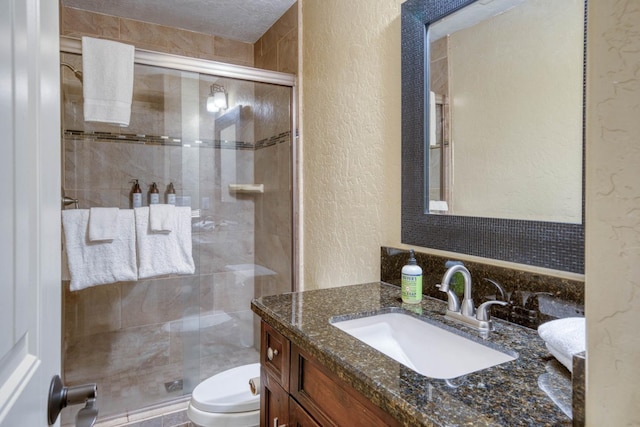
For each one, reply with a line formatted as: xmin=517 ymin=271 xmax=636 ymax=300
xmin=290 ymin=345 xmax=400 ymax=427
xmin=289 ymin=397 xmax=321 ymax=427
xmin=261 ymin=370 xmax=289 ymax=427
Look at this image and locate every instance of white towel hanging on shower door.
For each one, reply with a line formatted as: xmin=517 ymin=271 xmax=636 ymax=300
xmin=62 ymin=209 xmax=138 ymax=291
xmin=134 ymin=206 xmax=195 ymax=279
xmin=82 ymin=36 xmax=135 ymax=126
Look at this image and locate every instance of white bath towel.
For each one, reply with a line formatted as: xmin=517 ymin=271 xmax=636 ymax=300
xmin=149 ymin=204 xmax=175 ymax=233
xmin=62 ymin=209 xmax=138 ymax=291
xmin=135 ymin=207 xmax=195 ymax=279
xmin=88 ymin=207 xmax=119 ymax=241
xmin=82 ymin=36 xmax=135 ymax=126
xmin=538 ymin=317 xmax=585 ymax=373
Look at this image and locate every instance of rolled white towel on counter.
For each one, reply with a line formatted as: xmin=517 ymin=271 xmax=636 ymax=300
xmin=149 ymin=204 xmax=175 ymax=232
xmin=62 ymin=209 xmax=138 ymax=291
xmin=135 ymin=206 xmax=195 ymax=279
xmin=249 ymin=377 xmax=260 ymax=395
xmin=537 ymin=317 xmax=585 ymax=373
xmin=88 ymin=207 xmax=120 ymax=241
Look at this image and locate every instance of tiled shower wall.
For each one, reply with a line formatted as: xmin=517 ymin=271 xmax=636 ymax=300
xmin=60 ymin=9 xmax=293 ymax=423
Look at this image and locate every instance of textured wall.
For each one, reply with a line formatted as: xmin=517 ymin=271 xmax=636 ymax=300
xmin=585 ymin=0 xmax=640 ymax=424
xmin=301 ymin=0 xmax=403 ymax=289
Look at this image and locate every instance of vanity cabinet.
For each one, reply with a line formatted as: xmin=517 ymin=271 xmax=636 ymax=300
xmin=260 ymin=320 xmax=399 ymax=427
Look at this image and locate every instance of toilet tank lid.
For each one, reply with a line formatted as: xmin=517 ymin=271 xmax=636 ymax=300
xmin=191 ymin=363 xmax=261 ymax=413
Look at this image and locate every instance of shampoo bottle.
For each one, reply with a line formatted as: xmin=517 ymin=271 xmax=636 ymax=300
xmin=131 ymin=179 xmax=142 ymax=208
xmin=166 ymin=182 xmax=176 ymax=205
xmin=149 ymin=182 xmax=160 ymax=204
xmin=401 ymin=249 xmax=423 ymax=304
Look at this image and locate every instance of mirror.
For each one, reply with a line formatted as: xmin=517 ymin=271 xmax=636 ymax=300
xmin=401 ymin=0 xmax=585 ymax=273
xmin=427 ymin=0 xmax=583 ymax=223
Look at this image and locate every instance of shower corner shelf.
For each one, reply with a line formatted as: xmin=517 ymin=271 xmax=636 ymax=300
xmin=229 ymin=184 xmax=264 ymax=194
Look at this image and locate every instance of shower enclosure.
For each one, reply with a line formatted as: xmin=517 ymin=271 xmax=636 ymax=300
xmin=59 ymin=39 xmax=294 ymax=424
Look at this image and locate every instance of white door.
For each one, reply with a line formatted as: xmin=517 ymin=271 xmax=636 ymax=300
xmin=0 ymin=0 xmax=62 ymax=425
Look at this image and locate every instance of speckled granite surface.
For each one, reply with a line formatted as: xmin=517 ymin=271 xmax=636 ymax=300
xmin=381 ymin=247 xmax=585 ymax=329
xmin=251 ymin=282 xmax=572 ymax=427
xmin=572 ymin=352 xmax=586 ymax=426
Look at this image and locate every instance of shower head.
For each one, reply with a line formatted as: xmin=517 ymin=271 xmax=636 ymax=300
xmin=61 ymin=62 xmax=83 ymax=83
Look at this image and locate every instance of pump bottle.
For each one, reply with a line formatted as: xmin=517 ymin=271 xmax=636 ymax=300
xmin=166 ymin=182 xmax=176 ymax=205
xmin=401 ymin=249 xmax=423 ymax=304
xmin=131 ymin=179 xmax=142 ymax=208
xmin=149 ymin=182 xmax=160 ymax=204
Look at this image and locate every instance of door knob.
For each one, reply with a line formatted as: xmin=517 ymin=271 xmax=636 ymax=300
xmin=48 ymin=375 xmax=98 ymax=426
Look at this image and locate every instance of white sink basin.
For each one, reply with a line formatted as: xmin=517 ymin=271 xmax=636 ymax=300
xmin=331 ymin=312 xmax=516 ymax=379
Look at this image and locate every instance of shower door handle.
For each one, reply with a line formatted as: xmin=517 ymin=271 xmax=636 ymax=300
xmin=48 ymin=375 xmax=98 ymax=426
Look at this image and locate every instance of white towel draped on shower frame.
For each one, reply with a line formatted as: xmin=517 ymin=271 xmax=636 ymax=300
xmin=62 ymin=209 xmax=138 ymax=291
xmin=82 ymin=36 xmax=135 ymax=126
xmin=134 ymin=206 xmax=195 ymax=279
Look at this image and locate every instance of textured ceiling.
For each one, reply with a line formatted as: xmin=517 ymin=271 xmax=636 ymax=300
xmin=61 ymin=0 xmax=297 ymax=43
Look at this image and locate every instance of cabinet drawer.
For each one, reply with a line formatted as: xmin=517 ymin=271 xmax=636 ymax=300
xmin=261 ymin=320 xmax=290 ymax=391
xmin=290 ymin=345 xmax=399 ymax=427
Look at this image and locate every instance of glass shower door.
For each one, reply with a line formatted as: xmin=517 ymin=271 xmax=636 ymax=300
xmin=60 ymin=52 xmax=292 ymax=424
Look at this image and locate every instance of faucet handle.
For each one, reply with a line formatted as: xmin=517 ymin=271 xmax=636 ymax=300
xmin=476 ymin=300 xmax=508 ymax=321
xmin=483 ymin=278 xmax=507 ymax=301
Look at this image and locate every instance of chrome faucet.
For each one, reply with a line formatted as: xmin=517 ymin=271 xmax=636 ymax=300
xmin=437 ymin=265 xmax=507 ymax=332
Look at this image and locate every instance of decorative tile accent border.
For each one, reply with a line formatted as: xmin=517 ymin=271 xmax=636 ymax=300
xmin=255 ymin=131 xmax=291 ymax=150
xmin=381 ymin=246 xmax=584 ymax=329
xmin=65 ymin=129 xmax=290 ymax=151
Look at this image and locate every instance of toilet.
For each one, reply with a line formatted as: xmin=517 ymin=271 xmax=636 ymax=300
xmin=187 ymin=363 xmax=261 ymax=427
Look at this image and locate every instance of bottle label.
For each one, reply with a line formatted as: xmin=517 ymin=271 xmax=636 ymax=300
xmin=150 ymin=193 xmax=160 ymax=204
xmin=132 ymin=193 xmax=142 ymax=208
xmin=401 ymin=273 xmax=422 ymax=303
xmin=167 ymin=194 xmax=176 ymax=205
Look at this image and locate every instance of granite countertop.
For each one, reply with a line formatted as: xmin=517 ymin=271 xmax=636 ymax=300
xmin=251 ymin=282 xmax=572 ymax=427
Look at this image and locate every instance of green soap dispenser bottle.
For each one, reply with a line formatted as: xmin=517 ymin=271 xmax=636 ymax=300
xmin=401 ymin=250 xmax=423 ymax=304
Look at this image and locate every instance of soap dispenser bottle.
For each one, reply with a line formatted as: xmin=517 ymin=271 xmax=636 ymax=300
xmin=130 ymin=179 xmax=142 ymax=208
xmin=401 ymin=249 xmax=423 ymax=304
xmin=149 ymin=182 xmax=160 ymax=205
xmin=166 ymin=182 xmax=176 ymax=205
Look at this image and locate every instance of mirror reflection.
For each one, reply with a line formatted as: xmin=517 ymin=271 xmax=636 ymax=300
xmin=427 ymin=0 xmax=583 ymax=224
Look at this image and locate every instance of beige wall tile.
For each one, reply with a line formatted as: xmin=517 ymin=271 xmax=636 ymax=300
xmin=120 ymin=276 xmax=200 ymax=328
xmin=61 ymin=6 xmax=251 ymax=66
xmin=63 ymin=282 xmax=122 ymax=339
xmin=254 ymin=3 xmax=298 ymax=74
xmin=278 ymin=29 xmax=298 ymax=74
xmin=213 ymin=37 xmax=254 ymax=67
xmin=261 ymin=4 xmax=298 ymax=57
xmin=119 ymin=18 xmax=170 ymax=51
xmin=61 ymin=7 xmax=120 ymax=39
xmin=257 ymin=45 xmax=279 ymax=72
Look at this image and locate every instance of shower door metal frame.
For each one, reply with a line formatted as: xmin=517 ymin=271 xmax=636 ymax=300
xmin=59 ymin=35 xmax=299 ymax=289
